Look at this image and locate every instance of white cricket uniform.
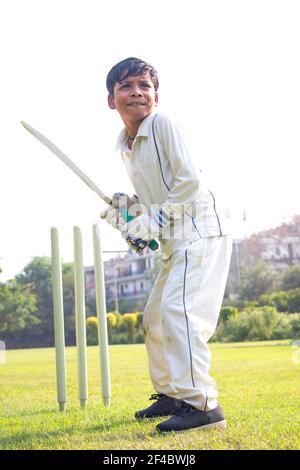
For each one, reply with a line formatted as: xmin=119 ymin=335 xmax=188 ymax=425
xmin=115 ymin=111 xmax=232 ymax=411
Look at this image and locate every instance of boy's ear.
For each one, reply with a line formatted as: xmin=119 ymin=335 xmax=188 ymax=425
xmin=108 ymin=94 xmax=116 ymax=109
xmin=154 ymin=92 xmax=159 ymax=106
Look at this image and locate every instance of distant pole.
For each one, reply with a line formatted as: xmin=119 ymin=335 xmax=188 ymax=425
xmin=92 ymin=224 xmax=111 ymax=407
xmin=51 ymin=227 xmax=67 ymax=412
xmin=234 ymin=239 xmax=241 ymax=286
xmin=114 ymin=267 xmax=119 ymax=313
xmin=73 ymin=226 xmax=88 ymax=409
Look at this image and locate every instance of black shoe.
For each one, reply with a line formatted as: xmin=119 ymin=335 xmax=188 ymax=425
xmin=135 ymin=393 xmax=178 ymax=421
xmin=156 ymin=401 xmax=226 ymax=433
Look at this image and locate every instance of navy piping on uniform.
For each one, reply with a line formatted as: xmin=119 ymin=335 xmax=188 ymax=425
xmin=186 ymin=213 xmax=202 ymax=239
xmin=152 ymin=115 xmax=171 ymax=192
xmin=183 ymin=248 xmax=195 ymax=388
xmin=208 ymin=190 xmax=223 ymax=236
xmin=191 ymin=216 xmax=202 ymax=239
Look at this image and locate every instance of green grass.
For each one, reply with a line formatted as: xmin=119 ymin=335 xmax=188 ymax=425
xmin=0 ymin=340 xmax=299 ymax=450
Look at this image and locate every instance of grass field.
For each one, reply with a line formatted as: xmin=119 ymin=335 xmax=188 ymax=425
xmin=0 ymin=340 xmax=299 ymax=450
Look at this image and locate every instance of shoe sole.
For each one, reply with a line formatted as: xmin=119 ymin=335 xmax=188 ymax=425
xmin=135 ymin=414 xmax=173 ymax=422
xmin=155 ymin=419 xmax=227 ymax=435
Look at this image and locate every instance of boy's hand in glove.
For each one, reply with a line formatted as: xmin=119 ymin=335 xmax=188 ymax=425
xmin=121 ymin=211 xmax=167 ymax=241
xmin=100 ymin=192 xmax=140 ymax=230
xmin=100 ymin=193 xmax=148 ymax=253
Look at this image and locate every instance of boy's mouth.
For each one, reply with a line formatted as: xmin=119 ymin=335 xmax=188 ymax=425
xmin=127 ymin=102 xmax=146 ymax=107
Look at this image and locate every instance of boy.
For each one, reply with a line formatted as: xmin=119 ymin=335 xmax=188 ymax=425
xmin=101 ymin=57 xmax=232 ymax=433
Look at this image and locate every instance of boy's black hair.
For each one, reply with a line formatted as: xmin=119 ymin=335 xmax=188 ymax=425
xmin=106 ymin=57 xmax=159 ymax=96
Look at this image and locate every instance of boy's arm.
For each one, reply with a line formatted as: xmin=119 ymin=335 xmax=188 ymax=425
xmin=120 ymin=115 xmax=201 ymax=242
xmin=155 ymin=113 xmax=201 ymax=219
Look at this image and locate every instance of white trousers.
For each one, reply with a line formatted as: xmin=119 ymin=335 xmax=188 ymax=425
xmin=143 ymin=235 xmax=232 ymax=411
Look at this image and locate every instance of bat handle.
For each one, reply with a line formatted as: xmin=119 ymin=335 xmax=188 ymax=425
xmin=119 ymin=208 xmax=159 ymax=251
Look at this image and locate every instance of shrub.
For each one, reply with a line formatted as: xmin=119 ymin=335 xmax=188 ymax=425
xmin=245 ymin=307 xmax=279 ymax=341
xmin=281 ymin=264 xmax=300 ymax=290
xmin=123 ymin=313 xmax=138 ymax=343
xmin=287 ymin=289 xmax=300 ymax=313
xmin=272 ymin=315 xmax=293 ymax=339
xmin=134 ymin=331 xmax=145 ymax=344
xmin=136 ymin=312 xmax=144 ymax=329
xmin=219 ymin=306 xmax=238 ymax=323
xmin=86 ymin=316 xmax=98 ymax=345
xmin=106 ymin=312 xmax=117 ymax=341
xmin=223 ymin=311 xmax=250 ymax=342
xmin=257 ymin=291 xmax=289 ymax=312
xmin=114 ymin=312 xmax=125 ymax=331
xmin=291 ymin=313 xmax=300 ymax=339
xmin=111 ymin=332 xmax=129 ymax=344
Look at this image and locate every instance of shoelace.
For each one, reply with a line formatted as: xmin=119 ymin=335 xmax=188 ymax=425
xmin=173 ymin=401 xmax=196 ymax=417
xmin=149 ymin=393 xmax=165 ymax=401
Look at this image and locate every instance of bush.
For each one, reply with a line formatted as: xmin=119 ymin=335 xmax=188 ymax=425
xmin=245 ymin=307 xmax=279 ymax=341
xmin=257 ymin=289 xmax=300 ymax=313
xmin=287 ymin=289 xmax=300 ymax=313
xmin=272 ymin=315 xmax=293 ymax=339
xmin=110 ymin=332 xmax=129 ymax=344
xmin=123 ymin=313 xmax=138 ymax=343
xmin=86 ymin=316 xmax=98 ymax=346
xmin=213 ymin=306 xmax=296 ymax=342
xmin=291 ymin=313 xmax=300 ymax=339
xmin=134 ymin=331 xmax=145 ymax=344
xmin=281 ymin=264 xmax=300 ymax=290
xmin=222 ymin=311 xmax=251 ymax=342
xmin=106 ymin=312 xmax=117 ymax=342
xmin=114 ymin=312 xmax=125 ymax=331
xmin=219 ymin=306 xmax=238 ymax=323
xmin=136 ymin=312 xmax=144 ymax=329
xmin=257 ymin=291 xmax=289 ymax=312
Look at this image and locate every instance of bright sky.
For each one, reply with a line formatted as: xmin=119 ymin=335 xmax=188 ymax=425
xmin=0 ymin=0 xmax=299 ymax=282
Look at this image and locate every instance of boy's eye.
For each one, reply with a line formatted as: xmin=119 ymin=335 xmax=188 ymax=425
xmin=119 ymin=81 xmax=151 ymax=90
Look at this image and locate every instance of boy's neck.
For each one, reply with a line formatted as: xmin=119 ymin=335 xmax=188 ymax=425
xmin=123 ymin=112 xmax=153 ymax=139
xmin=124 ymin=118 xmax=143 ymax=139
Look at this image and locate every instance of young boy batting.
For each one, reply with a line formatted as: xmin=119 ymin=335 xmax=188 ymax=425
xmin=101 ymin=57 xmax=232 ymax=433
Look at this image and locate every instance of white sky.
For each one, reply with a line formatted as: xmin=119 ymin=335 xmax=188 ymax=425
xmin=0 ymin=0 xmax=299 ymax=282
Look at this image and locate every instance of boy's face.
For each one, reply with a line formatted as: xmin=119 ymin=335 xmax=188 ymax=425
xmin=108 ymin=71 xmax=158 ymax=124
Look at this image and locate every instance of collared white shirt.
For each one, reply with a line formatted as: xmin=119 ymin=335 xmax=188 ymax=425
xmin=115 ymin=111 xmax=229 ymax=256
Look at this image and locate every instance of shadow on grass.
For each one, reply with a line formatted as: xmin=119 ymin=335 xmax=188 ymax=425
xmin=0 ymin=416 xmax=139 ymax=449
xmin=212 ymin=341 xmax=291 ymax=349
xmin=2 ymin=408 xmax=60 ymax=418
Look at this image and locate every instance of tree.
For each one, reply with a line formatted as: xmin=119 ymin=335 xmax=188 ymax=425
xmin=281 ymin=264 xmax=300 ymax=291
xmin=16 ymin=257 xmax=75 ymax=347
xmin=0 ymin=281 xmax=38 ymax=347
xmin=257 ymin=291 xmax=289 ymax=312
xmin=287 ymin=289 xmax=300 ymax=313
xmin=238 ymin=259 xmax=278 ymax=302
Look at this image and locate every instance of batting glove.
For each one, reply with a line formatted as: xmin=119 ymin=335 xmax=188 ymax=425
xmin=121 ymin=210 xmax=169 ymax=241
xmin=111 ymin=192 xmax=139 ymax=209
xmin=100 ymin=205 xmax=126 ymax=230
xmin=100 ymin=193 xmax=140 ymax=230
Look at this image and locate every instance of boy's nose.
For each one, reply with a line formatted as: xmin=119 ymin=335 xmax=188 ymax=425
xmin=131 ymin=85 xmax=143 ymax=96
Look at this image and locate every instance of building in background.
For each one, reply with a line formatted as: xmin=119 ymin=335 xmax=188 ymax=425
xmin=85 ymin=248 xmax=157 ymax=311
xmin=85 ymin=215 xmax=300 ymax=308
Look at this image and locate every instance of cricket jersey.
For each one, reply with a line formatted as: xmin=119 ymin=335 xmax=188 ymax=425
xmin=115 ymin=111 xmax=229 ymax=257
